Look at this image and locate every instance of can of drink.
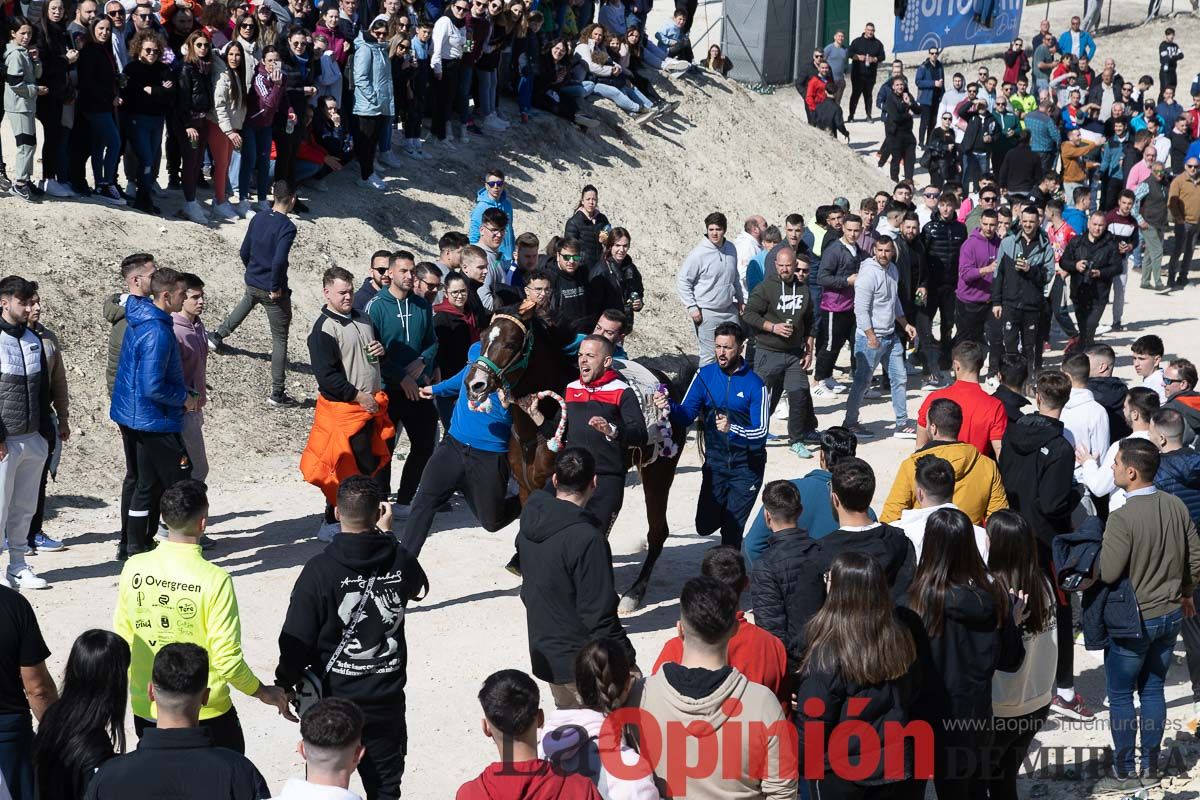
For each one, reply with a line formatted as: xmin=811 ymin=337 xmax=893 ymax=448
xmin=363 ymin=339 xmax=379 ymax=364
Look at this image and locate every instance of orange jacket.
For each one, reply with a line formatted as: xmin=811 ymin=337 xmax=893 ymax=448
xmin=300 ymin=392 xmax=394 ymax=505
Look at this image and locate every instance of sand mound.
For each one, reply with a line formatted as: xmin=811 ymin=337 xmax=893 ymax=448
xmin=12 ymin=68 xmax=880 ymax=497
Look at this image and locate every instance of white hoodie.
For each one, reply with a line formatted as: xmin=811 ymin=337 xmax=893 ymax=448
xmin=1060 ymin=387 xmax=1111 ymax=481
xmin=894 ymin=502 xmax=989 ymax=563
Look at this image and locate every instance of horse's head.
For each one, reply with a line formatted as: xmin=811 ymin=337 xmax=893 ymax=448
xmin=465 ymin=313 xmax=533 ymax=406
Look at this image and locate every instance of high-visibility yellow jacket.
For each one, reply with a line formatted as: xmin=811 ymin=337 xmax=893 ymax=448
xmin=114 ymin=540 xmax=262 ymax=720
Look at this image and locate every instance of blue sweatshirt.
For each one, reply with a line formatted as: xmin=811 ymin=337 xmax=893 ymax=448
xmin=240 ymin=210 xmax=297 ymax=293
xmin=669 ymin=359 xmax=767 ymax=460
xmin=431 ymin=342 xmax=512 ymax=452
xmin=741 ymin=469 xmax=877 ymax=565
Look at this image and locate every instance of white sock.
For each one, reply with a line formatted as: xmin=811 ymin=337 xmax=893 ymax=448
xmin=1056 ymin=686 xmax=1076 ymax=703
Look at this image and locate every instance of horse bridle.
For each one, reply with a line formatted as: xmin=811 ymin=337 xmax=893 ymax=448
xmin=472 ymin=313 xmax=534 ymax=395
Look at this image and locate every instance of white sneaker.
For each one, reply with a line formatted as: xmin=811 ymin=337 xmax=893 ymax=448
xmin=211 ymin=201 xmax=238 ymax=220
xmin=8 ymin=566 xmax=48 ymax=590
xmin=316 ymin=521 xmax=341 ymax=543
xmin=0 ymin=571 xmax=10 ymax=589
xmin=812 ymin=382 xmax=834 ymax=398
xmin=663 ymin=57 xmax=690 ymax=73
xmin=44 ymin=179 xmax=76 ymax=198
xmin=377 ymin=151 xmax=403 ymax=169
xmin=365 ymin=173 xmax=386 ymax=190
xmin=829 ymin=380 xmax=847 ymax=394
xmin=233 ymin=201 xmax=251 ymax=219
xmin=773 ymin=397 xmax=790 ymax=421
xmin=1095 ymin=324 xmax=1113 ymax=336
xmin=575 ymin=113 xmax=601 ymax=130
xmin=181 ymin=200 xmax=208 ymax=224
xmin=483 ymin=114 xmax=508 ymax=131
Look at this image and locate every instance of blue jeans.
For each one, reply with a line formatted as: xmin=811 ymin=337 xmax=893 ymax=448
xmin=1106 ymin=609 xmax=1182 ymax=775
xmin=843 ymin=331 xmax=908 ymax=427
xmin=962 ymin=151 xmax=988 ymax=192
xmin=476 ymin=68 xmax=497 ymax=117
xmin=85 ymin=111 xmax=121 ymax=186
xmin=295 ymin=159 xmax=322 ymax=182
xmin=240 ymin=125 xmax=273 ymax=202
xmin=0 ymin=711 xmax=33 ymax=800
xmin=129 ymin=114 xmax=164 ymax=197
xmin=642 ymin=40 xmax=668 ymax=68
xmin=582 ymin=80 xmax=640 ymax=113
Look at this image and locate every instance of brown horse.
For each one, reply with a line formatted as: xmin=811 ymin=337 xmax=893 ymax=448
xmin=463 ymin=311 xmax=689 ymax=614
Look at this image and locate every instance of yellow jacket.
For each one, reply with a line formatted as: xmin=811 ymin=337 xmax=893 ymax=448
xmin=881 ymin=441 xmax=1009 ymax=525
xmin=114 ymin=540 xmax=262 ymax=720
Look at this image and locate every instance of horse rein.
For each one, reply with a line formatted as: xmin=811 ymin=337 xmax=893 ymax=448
xmin=472 ymin=313 xmax=534 ymax=392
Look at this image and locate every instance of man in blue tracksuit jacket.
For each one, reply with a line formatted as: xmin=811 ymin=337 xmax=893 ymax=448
xmin=402 ymin=341 xmax=521 ymax=558
xmin=110 ymin=269 xmax=197 ymax=558
xmin=657 ymin=321 xmax=768 ymax=548
xmin=468 ymin=170 xmax=516 ymax=263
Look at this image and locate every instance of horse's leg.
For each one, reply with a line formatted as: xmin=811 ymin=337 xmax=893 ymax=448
xmin=619 ymin=452 xmax=681 ymax=615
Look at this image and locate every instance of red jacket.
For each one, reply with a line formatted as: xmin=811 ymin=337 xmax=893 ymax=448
xmin=805 ymin=75 xmax=828 ymax=111
xmin=652 ymin=610 xmax=790 ymax=707
xmin=456 ymin=760 xmax=602 ymax=800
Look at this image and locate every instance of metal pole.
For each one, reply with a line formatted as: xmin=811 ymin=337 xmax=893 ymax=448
xmin=971 ymin=43 xmax=978 ymax=62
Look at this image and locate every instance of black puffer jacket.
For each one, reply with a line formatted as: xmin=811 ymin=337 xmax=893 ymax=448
xmin=921 ymin=214 xmax=968 ymax=288
xmin=564 ymin=208 xmax=611 ymax=271
xmin=816 ymin=524 xmax=916 ymax=606
xmin=749 ymin=527 xmax=825 ymax=672
xmin=176 ymin=59 xmax=215 ymax=126
xmin=1156 ymin=449 xmax=1200 ymax=525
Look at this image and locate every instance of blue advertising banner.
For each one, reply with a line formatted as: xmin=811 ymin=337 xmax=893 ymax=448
xmin=895 ymin=0 xmax=1025 ymax=53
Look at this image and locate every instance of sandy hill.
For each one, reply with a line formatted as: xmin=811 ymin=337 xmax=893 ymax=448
xmin=16 ymin=68 xmax=881 ymax=497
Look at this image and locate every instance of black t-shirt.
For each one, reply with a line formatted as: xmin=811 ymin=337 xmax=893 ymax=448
xmin=0 ymin=587 xmax=50 ymax=714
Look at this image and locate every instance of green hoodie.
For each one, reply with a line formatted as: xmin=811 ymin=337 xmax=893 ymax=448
xmin=365 ymin=289 xmax=438 ymax=388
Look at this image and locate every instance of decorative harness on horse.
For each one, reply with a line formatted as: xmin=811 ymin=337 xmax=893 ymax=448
xmin=469 ymin=313 xmax=569 ymax=453
xmin=471 ymin=313 xmax=534 ymax=398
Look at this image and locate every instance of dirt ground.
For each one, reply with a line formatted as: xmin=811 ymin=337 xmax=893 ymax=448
xmin=12 ymin=0 xmax=1200 ymax=796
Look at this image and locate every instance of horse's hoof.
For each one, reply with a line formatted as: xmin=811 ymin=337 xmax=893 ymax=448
xmin=618 ymin=593 xmax=642 ymax=615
